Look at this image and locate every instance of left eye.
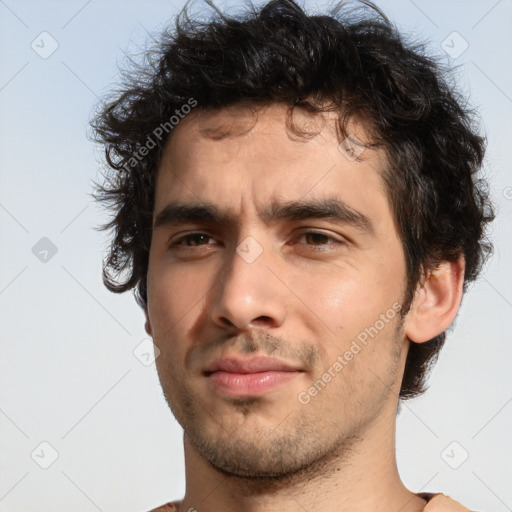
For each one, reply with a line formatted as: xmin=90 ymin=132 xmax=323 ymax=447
xmin=295 ymin=230 xmax=344 ymax=249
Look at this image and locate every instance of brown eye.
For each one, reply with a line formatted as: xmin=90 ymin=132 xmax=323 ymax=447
xmin=296 ymin=230 xmax=345 ymax=250
xmin=304 ymin=232 xmax=331 ymax=245
xmin=170 ymin=233 xmax=215 ymax=248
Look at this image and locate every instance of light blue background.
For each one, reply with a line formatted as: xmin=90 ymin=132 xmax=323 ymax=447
xmin=1 ymin=0 xmax=511 ymax=510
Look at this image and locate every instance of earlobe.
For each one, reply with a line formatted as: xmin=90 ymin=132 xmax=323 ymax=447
xmin=404 ymin=256 xmax=465 ymax=343
xmin=144 ymin=306 xmax=153 ymax=337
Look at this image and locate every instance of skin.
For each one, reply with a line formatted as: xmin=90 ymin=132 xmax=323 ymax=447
xmin=144 ymin=103 xmax=465 ymax=512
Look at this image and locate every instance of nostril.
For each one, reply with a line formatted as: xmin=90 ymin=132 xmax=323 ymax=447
xmin=219 ymin=317 xmax=237 ymax=329
xmin=249 ymin=316 xmax=275 ymax=328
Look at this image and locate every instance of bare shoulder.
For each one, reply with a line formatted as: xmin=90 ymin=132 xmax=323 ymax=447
xmin=424 ymin=494 xmax=473 ymax=511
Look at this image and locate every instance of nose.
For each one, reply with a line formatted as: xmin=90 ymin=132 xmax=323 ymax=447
xmin=210 ymin=238 xmax=288 ymax=331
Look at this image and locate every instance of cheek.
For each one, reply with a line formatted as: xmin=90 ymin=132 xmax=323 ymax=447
xmin=147 ymin=260 xmax=209 ymax=342
xmin=294 ymin=264 xmax=402 ymax=368
xmin=295 ymin=268 xmax=383 ymax=332
xmin=344 ymin=252 xmax=404 ymax=328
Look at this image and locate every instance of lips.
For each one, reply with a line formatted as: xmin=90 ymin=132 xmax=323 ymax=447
xmin=204 ymin=355 xmax=301 ymax=375
xmin=204 ymin=355 xmax=304 ymax=397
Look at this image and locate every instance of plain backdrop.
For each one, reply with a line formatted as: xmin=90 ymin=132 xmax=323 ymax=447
xmin=1 ymin=0 xmax=511 ymax=511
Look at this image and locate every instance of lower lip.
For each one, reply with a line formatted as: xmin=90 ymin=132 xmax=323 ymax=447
xmin=207 ymin=370 xmax=301 ymax=396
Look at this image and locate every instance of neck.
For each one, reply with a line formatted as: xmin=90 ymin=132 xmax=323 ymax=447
xmin=177 ymin=403 xmax=426 ymax=512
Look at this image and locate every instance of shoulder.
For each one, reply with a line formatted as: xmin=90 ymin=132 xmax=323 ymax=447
xmin=146 ymin=501 xmax=181 ymax=512
xmin=421 ymin=493 xmax=473 ymax=511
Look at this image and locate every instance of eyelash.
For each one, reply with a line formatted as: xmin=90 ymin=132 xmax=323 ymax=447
xmin=168 ymin=230 xmax=345 ymax=251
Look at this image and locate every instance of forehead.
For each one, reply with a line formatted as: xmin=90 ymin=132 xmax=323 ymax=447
xmin=154 ymin=104 xmax=391 ymax=231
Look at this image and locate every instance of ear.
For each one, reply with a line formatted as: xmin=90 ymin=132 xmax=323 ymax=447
xmin=404 ymin=256 xmax=465 ymax=343
xmin=144 ymin=306 xmax=153 ymax=337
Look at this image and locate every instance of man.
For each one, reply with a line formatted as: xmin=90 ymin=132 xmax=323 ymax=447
xmin=91 ymin=1 xmax=494 ymax=510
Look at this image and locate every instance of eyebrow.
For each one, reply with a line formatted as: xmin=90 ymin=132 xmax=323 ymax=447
xmin=153 ymin=197 xmax=375 ymax=235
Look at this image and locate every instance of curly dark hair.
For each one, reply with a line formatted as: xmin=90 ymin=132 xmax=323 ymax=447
xmin=90 ymin=0 xmax=495 ymax=400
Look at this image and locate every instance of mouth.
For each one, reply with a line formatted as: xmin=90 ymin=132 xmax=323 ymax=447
xmin=206 ymin=369 xmax=303 ymax=396
xmin=204 ymin=355 xmax=304 ymax=397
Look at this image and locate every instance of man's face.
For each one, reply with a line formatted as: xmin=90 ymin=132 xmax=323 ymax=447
xmin=146 ymin=104 xmax=409 ymax=478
